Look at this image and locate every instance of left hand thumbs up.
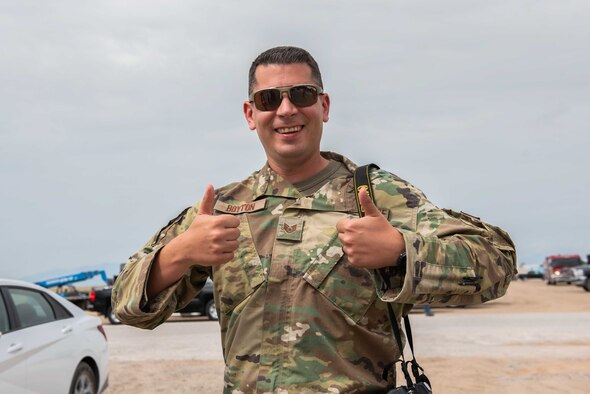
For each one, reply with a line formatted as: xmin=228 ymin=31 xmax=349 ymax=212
xmin=336 ymin=187 xmax=405 ymax=269
xmin=358 ymin=187 xmax=381 ymax=217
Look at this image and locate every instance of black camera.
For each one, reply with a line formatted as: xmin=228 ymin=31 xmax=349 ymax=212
xmin=386 ymin=381 xmax=432 ymax=394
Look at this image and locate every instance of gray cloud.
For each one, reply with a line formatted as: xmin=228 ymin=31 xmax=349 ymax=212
xmin=1 ymin=0 xmax=589 ymax=280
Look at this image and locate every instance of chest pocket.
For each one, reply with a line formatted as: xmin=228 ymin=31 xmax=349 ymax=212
xmin=300 ymin=212 xmax=377 ymax=324
xmin=212 ymin=214 xmax=265 ymax=316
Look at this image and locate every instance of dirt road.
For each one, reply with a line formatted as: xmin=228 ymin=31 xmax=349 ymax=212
xmin=103 ymin=280 xmax=590 ymax=393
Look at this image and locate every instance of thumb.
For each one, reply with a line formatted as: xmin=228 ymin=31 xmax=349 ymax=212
xmin=359 ymin=187 xmax=381 ymax=217
xmin=197 ymin=184 xmax=216 ymax=215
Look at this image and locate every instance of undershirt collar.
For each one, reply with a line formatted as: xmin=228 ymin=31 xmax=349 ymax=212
xmin=292 ymin=160 xmax=350 ymax=196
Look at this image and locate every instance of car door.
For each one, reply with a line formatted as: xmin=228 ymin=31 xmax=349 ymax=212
xmin=0 ymin=288 xmax=28 ymax=394
xmin=4 ymin=286 xmax=76 ymax=394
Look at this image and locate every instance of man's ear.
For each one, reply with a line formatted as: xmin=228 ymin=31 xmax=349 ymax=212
xmin=243 ymin=101 xmax=257 ymax=130
xmin=321 ymin=93 xmax=330 ymax=123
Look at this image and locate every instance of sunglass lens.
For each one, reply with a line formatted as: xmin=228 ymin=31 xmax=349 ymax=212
xmin=290 ymin=86 xmax=318 ymax=107
xmin=255 ymin=89 xmax=281 ymax=111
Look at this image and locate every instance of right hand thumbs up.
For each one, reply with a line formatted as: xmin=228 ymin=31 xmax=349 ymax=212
xmin=147 ymin=185 xmax=238 ymax=298
xmin=170 ymin=184 xmax=241 ymax=267
xmin=198 ymin=184 xmax=216 ymax=215
xmin=149 ymin=184 xmax=242 ymax=299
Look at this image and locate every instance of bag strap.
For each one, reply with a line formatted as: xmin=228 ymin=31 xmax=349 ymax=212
xmin=386 ymin=300 xmax=415 ymax=387
xmin=352 ymin=163 xmax=380 ymax=216
xmin=404 ymin=315 xmax=431 ymax=387
xmin=353 ymin=164 xmax=430 ymax=389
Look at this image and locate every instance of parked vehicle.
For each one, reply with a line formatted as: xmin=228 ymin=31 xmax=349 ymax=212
xmin=518 ymin=266 xmax=544 ymax=280
xmin=543 ymin=254 xmax=583 ymax=285
xmin=572 ymin=263 xmax=590 ymax=291
xmin=35 ymin=270 xmax=110 ymax=310
xmin=0 ymin=278 xmax=109 ymax=394
xmin=88 ymin=279 xmax=217 ymax=324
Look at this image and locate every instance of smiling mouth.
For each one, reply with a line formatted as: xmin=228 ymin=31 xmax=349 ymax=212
xmin=275 ymin=126 xmax=303 ymax=135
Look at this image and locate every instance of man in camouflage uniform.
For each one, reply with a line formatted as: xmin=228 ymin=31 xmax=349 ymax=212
xmin=112 ymin=46 xmax=517 ymax=393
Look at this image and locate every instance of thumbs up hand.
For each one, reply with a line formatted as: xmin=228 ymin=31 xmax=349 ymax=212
xmin=166 ymin=184 xmax=241 ymax=267
xmin=197 ymin=183 xmax=216 ymax=216
xmin=336 ymin=187 xmax=405 ymax=269
xmin=358 ymin=186 xmax=383 ymax=218
xmin=146 ymin=185 xmax=241 ymax=299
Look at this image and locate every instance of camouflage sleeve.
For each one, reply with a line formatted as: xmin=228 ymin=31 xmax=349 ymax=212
xmin=371 ymin=169 xmax=517 ymax=306
xmin=111 ymin=204 xmax=211 ymax=329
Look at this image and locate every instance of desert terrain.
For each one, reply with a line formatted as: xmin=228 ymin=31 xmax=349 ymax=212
xmin=102 ymin=279 xmax=590 ymax=393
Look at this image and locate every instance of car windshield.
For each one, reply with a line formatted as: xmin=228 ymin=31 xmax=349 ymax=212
xmin=549 ymin=258 xmax=581 ymax=267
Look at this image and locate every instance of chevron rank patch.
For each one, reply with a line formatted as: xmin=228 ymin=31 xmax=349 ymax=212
xmin=276 ymin=216 xmax=304 ymax=242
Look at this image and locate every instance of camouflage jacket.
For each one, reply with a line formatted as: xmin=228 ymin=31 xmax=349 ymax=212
xmin=112 ymin=151 xmax=517 ymax=394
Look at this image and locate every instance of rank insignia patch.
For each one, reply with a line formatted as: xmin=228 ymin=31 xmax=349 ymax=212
xmin=283 ymin=222 xmax=297 ymax=233
xmin=276 ymin=216 xmax=304 ymax=242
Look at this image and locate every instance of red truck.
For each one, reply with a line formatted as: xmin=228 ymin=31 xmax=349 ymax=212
xmin=543 ymin=254 xmax=583 ymax=285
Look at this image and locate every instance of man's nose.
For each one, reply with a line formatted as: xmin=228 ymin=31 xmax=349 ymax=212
xmin=276 ymin=92 xmax=297 ymax=116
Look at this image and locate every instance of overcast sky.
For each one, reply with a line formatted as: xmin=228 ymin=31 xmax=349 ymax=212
xmin=1 ymin=0 xmax=589 ymax=282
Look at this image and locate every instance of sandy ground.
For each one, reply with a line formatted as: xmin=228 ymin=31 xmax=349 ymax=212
xmin=104 ymin=279 xmax=590 ymax=393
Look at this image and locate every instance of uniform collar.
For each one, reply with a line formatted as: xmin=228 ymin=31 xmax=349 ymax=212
xmin=251 ymin=152 xmax=359 ymax=212
xmin=252 ymin=164 xmax=301 ymax=201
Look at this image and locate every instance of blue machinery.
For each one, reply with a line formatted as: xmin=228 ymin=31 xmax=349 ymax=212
xmin=35 ymin=270 xmax=109 ymax=289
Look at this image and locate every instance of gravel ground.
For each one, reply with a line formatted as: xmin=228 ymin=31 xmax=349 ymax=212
xmin=102 ymin=280 xmax=590 ymax=393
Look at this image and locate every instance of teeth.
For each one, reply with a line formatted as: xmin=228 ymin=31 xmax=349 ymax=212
xmin=276 ymin=126 xmax=301 ymax=134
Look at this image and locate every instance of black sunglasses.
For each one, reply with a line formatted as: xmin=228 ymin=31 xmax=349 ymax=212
xmin=249 ymin=84 xmax=323 ymax=111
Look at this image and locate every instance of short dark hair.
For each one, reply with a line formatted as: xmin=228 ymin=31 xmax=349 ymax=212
xmin=248 ymin=46 xmax=323 ymax=95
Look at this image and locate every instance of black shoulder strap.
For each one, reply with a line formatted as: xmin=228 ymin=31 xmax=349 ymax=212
xmin=353 ymin=164 xmax=379 ymax=218
xmin=353 ymin=164 xmax=431 ymax=390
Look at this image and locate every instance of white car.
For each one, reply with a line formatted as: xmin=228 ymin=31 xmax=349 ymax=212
xmin=0 ymin=279 xmax=109 ymax=393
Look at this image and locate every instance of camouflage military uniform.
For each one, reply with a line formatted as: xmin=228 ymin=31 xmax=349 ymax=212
xmin=112 ymin=151 xmax=516 ymax=394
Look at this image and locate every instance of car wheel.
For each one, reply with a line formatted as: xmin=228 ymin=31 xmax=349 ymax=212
xmin=69 ymin=362 xmax=97 ymax=394
xmin=107 ymin=306 xmax=121 ymax=325
xmin=584 ymin=277 xmax=590 ymax=292
xmin=206 ymin=299 xmax=218 ymax=320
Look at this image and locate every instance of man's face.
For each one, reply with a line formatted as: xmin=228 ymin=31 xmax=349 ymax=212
xmin=243 ymin=63 xmax=330 ymax=172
